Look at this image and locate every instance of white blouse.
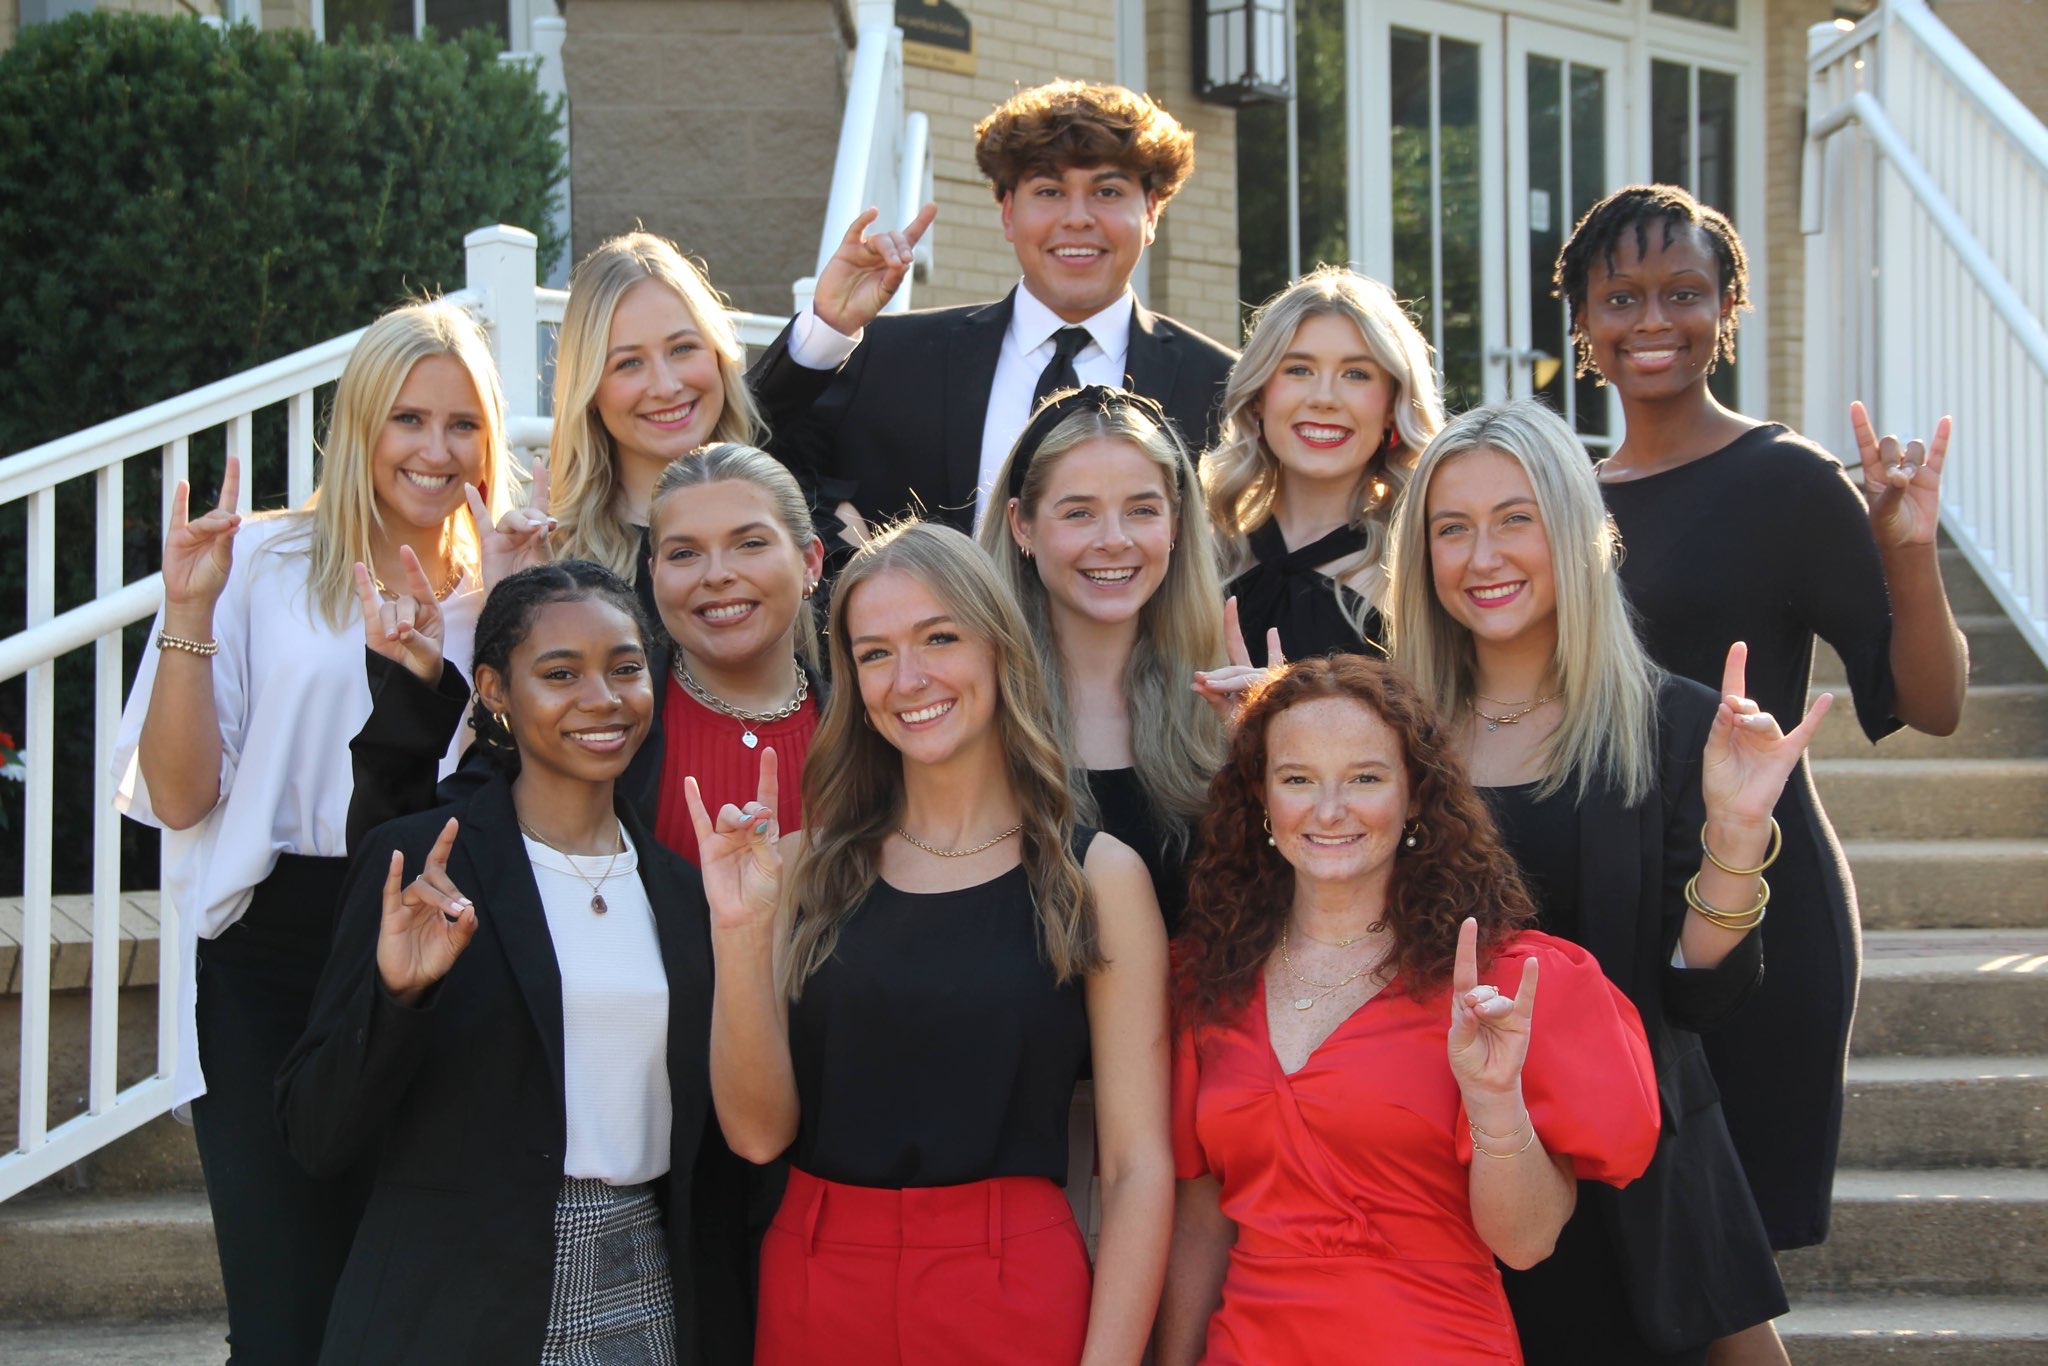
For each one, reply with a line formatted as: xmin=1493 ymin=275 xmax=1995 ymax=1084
xmin=524 ymin=828 xmax=672 ymax=1185
xmin=111 ymin=514 xmax=479 ymax=1106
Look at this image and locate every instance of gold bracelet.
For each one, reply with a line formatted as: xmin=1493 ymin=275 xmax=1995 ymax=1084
xmin=1685 ymin=872 xmax=1769 ymax=931
xmin=156 ymin=632 xmax=220 ymax=658
xmin=1468 ymin=1114 xmax=1530 ymax=1142
xmin=1701 ymin=817 xmax=1781 ymax=877
xmin=1472 ymin=1127 xmax=1541 ymax=1160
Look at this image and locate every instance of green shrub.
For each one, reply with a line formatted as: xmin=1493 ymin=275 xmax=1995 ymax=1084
xmin=0 ymin=13 xmax=565 ymax=895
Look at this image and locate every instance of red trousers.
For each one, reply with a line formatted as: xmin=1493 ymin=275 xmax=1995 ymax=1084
xmin=755 ymin=1167 xmax=1092 ymax=1366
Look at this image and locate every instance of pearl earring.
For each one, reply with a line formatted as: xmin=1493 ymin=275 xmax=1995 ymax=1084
xmin=1263 ymin=812 xmax=1275 ymax=846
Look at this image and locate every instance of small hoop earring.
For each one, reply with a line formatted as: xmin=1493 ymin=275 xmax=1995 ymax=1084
xmin=1262 ymin=812 xmax=1275 ymax=847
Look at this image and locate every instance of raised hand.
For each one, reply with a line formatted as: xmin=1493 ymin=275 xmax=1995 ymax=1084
xmin=685 ymin=745 xmax=784 ymax=934
xmin=467 ymin=459 xmax=554 ymax=592
xmin=376 ymin=818 xmax=476 ymax=1006
xmin=161 ymin=457 xmax=242 ymax=610
xmin=353 ymin=546 xmax=445 ymax=684
xmin=1446 ymin=916 xmax=1538 ymax=1102
xmin=1193 ymin=596 xmax=1287 ymax=725
xmin=1852 ymin=400 xmax=1951 ymax=551
xmin=812 ymin=203 xmax=938 ymax=336
xmin=1701 ymin=641 xmax=1833 ymax=829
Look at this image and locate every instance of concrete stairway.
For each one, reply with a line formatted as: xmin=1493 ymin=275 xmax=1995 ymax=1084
xmin=1778 ymin=547 xmax=2048 ymax=1361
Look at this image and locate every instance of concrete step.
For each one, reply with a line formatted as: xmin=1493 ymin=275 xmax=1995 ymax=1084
xmin=0 ymin=1317 xmax=226 ymax=1366
xmin=1853 ymin=930 xmax=2048 ymax=1056
xmin=1938 ymin=547 xmax=2007 ymax=616
xmin=1815 ymin=614 xmax=2045 ymax=688
xmin=1811 ymin=684 xmax=2048 ymax=761
xmin=0 ymin=1190 xmax=222 ymax=1321
xmin=1778 ymin=1294 xmax=2048 ymax=1362
xmin=1840 ymin=1056 xmax=2048 ymax=1168
xmin=1844 ymin=839 xmax=2048 ymax=931
xmin=1812 ymin=758 xmax=2048 ymax=840
xmin=1778 ymin=1168 xmax=2048 ymax=1297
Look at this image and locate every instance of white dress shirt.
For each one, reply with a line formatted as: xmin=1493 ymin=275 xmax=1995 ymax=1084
xmin=525 ymin=828 xmax=671 ymax=1185
xmin=787 ymin=282 xmax=1136 ymax=527
xmin=111 ymin=514 xmax=479 ymax=1107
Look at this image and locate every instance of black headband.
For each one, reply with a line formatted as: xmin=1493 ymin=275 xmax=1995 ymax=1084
xmin=1003 ymin=384 xmax=1190 ymax=503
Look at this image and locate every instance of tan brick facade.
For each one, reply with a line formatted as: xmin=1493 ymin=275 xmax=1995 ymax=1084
xmin=1764 ymin=0 xmax=1833 ymax=426
xmin=1934 ymin=0 xmax=2048 ymax=122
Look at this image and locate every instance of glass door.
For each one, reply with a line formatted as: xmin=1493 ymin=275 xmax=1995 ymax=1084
xmin=1506 ymin=17 xmax=1627 ymax=452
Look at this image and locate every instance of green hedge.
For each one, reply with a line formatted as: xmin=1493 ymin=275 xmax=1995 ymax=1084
xmin=0 ymin=13 xmax=566 ymax=894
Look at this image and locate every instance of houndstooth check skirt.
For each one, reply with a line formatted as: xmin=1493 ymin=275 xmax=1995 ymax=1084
xmin=539 ymin=1176 xmax=678 ymax=1366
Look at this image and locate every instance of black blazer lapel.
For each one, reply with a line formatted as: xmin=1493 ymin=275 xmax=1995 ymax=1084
xmin=1124 ymin=298 xmax=1184 ymax=412
xmin=941 ymin=293 xmax=1014 ymax=513
xmin=462 ymin=777 xmax=568 ymax=1109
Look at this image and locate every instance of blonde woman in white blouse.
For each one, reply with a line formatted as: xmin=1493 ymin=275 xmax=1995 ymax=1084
xmin=112 ymin=300 xmax=512 ymax=1365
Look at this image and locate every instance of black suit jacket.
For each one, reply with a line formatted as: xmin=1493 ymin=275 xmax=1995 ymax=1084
xmin=1554 ymin=676 xmax=1787 ymax=1348
xmin=748 ymin=289 xmax=1238 ymax=534
xmin=276 ymin=777 xmax=726 ymax=1364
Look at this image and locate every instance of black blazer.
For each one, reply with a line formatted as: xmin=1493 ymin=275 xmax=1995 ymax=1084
xmin=748 ymin=289 xmax=1238 ymax=534
xmin=1565 ymin=676 xmax=1787 ymax=1348
xmin=276 ymin=777 xmax=720 ymax=1365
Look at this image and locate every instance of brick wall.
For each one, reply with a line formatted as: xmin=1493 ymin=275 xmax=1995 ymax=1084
xmin=1764 ymin=0 xmax=1833 ymax=426
xmin=563 ymin=0 xmax=850 ymax=317
xmin=0 ymin=0 xmax=15 ymax=52
xmin=1934 ymin=0 xmax=2048 ymax=120
xmin=1141 ymin=0 xmax=1239 ymax=344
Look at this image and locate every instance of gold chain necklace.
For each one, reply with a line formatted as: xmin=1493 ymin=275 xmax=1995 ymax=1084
xmin=1471 ymin=693 xmax=1561 ymax=732
xmin=672 ymin=657 xmax=807 ymax=749
xmin=896 ymin=821 xmax=1025 ymax=858
xmin=372 ymin=562 xmax=463 ymax=602
xmin=519 ymin=820 xmax=626 ymax=914
xmin=1277 ymin=926 xmax=1384 ymax=1011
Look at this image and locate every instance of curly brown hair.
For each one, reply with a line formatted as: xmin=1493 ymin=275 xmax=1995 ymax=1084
xmin=1175 ymin=656 xmax=1536 ymax=1027
xmin=974 ymin=81 xmax=1195 ymax=203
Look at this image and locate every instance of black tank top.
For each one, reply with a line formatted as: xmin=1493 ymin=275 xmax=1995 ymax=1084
xmin=785 ymin=831 xmax=1098 ymax=1188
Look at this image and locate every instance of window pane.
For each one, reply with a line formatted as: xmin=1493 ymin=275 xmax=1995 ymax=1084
xmin=425 ymin=0 xmax=506 ymax=42
xmin=1697 ymin=68 xmax=1738 ymax=217
xmin=1236 ymin=102 xmax=1291 ymax=311
xmin=1526 ymin=56 xmax=1567 ymax=417
xmin=1389 ymin=28 xmax=1435 ymax=352
xmin=327 ymin=0 xmax=412 ymax=40
xmin=1651 ymin=59 xmax=1690 ymax=187
xmin=1438 ymin=37 xmax=1483 ymax=412
xmin=1295 ymin=0 xmax=1348 ymax=274
xmin=1651 ymin=0 xmax=1738 ymax=27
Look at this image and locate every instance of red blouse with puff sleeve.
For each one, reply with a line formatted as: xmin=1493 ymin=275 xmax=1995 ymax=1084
xmin=1171 ymin=930 xmax=1658 ymax=1364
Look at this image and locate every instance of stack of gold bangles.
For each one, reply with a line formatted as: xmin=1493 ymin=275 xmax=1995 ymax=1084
xmin=1468 ymin=1115 xmax=1539 ymax=1159
xmin=1686 ymin=816 xmax=1781 ymax=932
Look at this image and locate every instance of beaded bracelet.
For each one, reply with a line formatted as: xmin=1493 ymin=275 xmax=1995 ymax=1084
xmin=1701 ymin=816 xmax=1782 ymax=877
xmin=156 ymin=632 xmax=220 ymax=658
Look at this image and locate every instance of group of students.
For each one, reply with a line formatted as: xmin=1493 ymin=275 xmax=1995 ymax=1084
xmin=111 ymin=80 xmax=1968 ymax=1366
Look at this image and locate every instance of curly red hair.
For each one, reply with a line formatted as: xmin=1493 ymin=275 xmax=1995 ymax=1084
xmin=974 ymin=81 xmax=1195 ymax=203
xmin=1176 ymin=656 xmax=1536 ymax=1027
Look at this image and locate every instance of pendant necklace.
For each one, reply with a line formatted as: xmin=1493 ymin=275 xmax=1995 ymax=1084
xmin=1278 ymin=926 xmax=1384 ymax=1011
xmin=673 ymin=657 xmax=808 ymax=749
xmin=1471 ymin=692 xmax=1561 ymax=733
xmin=519 ymin=820 xmax=626 ymax=914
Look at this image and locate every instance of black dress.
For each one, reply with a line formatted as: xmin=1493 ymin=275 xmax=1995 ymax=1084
xmin=785 ymin=837 xmax=1098 ymax=1188
xmin=1226 ymin=520 xmax=1384 ymax=666
xmin=1603 ymin=423 xmax=1901 ymax=1250
xmin=1085 ymin=768 xmax=1188 ymax=935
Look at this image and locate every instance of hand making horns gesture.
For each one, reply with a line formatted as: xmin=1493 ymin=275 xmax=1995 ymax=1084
xmin=1192 ymin=595 xmax=1288 ymax=726
xmin=466 ymin=459 xmax=554 ymax=593
xmin=161 ymin=456 xmax=243 ymax=610
xmin=353 ymin=545 xmax=445 ymax=685
xmin=376 ymin=817 xmax=477 ymax=1007
xmin=811 ymin=202 xmax=940 ymax=337
xmin=1446 ymin=916 xmax=1539 ymax=1100
xmin=684 ymin=745 xmax=785 ymax=935
xmin=1851 ymin=400 xmax=1951 ymax=553
xmin=1701 ymin=641 xmax=1834 ymax=828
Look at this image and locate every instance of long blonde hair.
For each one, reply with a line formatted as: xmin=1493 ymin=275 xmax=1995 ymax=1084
xmin=649 ymin=443 xmax=822 ymax=669
xmin=786 ymin=522 xmax=1101 ymax=996
xmin=548 ymin=233 xmax=765 ymax=577
xmin=276 ymin=300 xmax=511 ymax=629
xmin=1204 ymin=266 xmax=1445 ymax=632
xmin=1385 ymin=399 xmax=1660 ymax=804
xmin=977 ymin=392 xmax=1224 ymax=848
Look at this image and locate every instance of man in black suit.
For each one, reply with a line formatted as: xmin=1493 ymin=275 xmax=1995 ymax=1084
xmin=750 ymin=80 xmax=1238 ymax=540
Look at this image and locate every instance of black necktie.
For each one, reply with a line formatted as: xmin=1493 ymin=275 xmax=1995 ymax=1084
xmin=1032 ymin=326 xmax=1094 ymax=411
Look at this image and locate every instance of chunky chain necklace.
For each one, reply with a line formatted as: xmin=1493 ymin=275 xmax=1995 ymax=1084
xmin=371 ymin=562 xmax=463 ymax=602
xmin=896 ymin=821 xmax=1025 ymax=859
xmin=1277 ymin=926 xmax=1385 ymax=1011
xmin=1471 ymin=693 xmax=1561 ymax=732
xmin=672 ymin=657 xmax=807 ymax=749
xmin=519 ymin=820 xmax=626 ymax=914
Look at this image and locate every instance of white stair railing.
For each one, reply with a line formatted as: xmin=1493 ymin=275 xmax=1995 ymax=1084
xmin=792 ymin=0 xmax=936 ymax=316
xmin=1803 ymin=0 xmax=2048 ymax=669
xmin=0 ymin=226 xmax=786 ymax=1202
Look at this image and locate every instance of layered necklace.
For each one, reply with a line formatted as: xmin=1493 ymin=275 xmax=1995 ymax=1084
xmin=371 ymin=561 xmax=463 ymax=602
xmin=518 ymin=819 xmax=627 ymax=914
xmin=1471 ymin=691 xmax=1561 ymax=732
xmin=673 ymin=657 xmax=808 ymax=749
xmin=1277 ymin=925 xmax=1387 ymax=1011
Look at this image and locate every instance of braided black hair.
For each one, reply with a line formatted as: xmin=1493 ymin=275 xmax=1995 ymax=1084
xmin=1553 ymin=183 xmax=1752 ymax=381
xmin=468 ymin=560 xmax=652 ymax=775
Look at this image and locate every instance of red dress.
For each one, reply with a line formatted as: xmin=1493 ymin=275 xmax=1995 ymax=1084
xmin=1171 ymin=931 xmax=1659 ymax=1364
